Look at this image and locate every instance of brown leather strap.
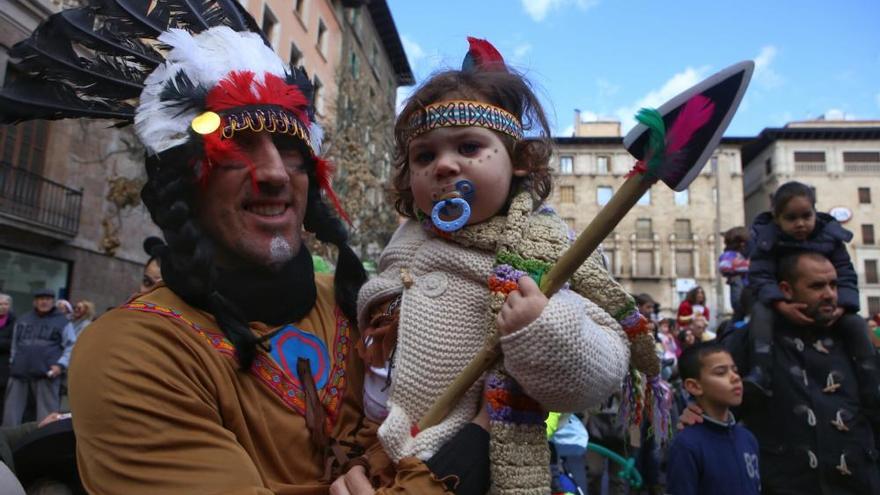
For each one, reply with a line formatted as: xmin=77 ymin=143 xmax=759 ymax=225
xmin=297 ymin=357 xmax=328 ymax=450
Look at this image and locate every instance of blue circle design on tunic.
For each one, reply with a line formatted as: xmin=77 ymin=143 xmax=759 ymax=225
xmin=268 ymin=325 xmax=331 ymax=390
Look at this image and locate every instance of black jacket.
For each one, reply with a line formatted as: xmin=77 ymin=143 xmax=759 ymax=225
xmin=0 ymin=312 xmax=14 ymax=385
xmin=10 ymin=308 xmax=68 ymax=379
xmin=748 ymin=211 xmax=859 ymax=311
xmin=722 ymin=315 xmax=880 ymax=495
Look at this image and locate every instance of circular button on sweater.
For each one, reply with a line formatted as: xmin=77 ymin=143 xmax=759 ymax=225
xmin=419 ymin=272 xmax=448 ymax=297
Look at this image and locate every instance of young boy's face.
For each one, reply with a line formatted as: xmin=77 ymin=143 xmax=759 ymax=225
xmin=685 ymin=351 xmax=743 ymax=408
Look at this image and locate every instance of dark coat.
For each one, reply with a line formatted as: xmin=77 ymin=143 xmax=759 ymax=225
xmin=748 ymin=211 xmax=859 ymax=311
xmin=722 ymin=315 xmax=880 ymax=495
xmin=10 ymin=308 xmax=68 ymax=379
xmin=0 ymin=312 xmax=14 ymax=386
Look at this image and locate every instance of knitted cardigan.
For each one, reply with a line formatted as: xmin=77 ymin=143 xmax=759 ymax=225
xmin=358 ymin=192 xmax=652 ymax=494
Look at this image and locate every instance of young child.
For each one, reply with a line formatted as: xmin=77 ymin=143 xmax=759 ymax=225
xmin=745 ymin=181 xmax=874 ymax=396
xmin=666 ymin=342 xmax=760 ymax=495
xmin=718 ymin=226 xmax=750 ymax=317
xmin=356 ymin=38 xmax=657 ymax=494
xmin=676 ymin=286 xmax=710 ymax=328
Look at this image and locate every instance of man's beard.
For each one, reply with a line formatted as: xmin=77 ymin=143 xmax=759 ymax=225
xmin=268 ymin=234 xmax=295 ymax=267
xmin=805 ymin=301 xmax=835 ymax=325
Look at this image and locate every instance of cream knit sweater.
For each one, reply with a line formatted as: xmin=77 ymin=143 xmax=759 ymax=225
xmin=357 ymin=215 xmax=630 ymax=465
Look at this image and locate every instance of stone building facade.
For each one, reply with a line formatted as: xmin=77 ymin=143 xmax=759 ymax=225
xmin=742 ymin=121 xmax=880 ymax=317
xmin=550 ymin=122 xmax=748 ymax=321
xmin=0 ymin=0 xmax=411 ymax=311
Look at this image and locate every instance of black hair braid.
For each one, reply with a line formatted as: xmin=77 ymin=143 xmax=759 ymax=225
xmin=142 ymin=151 xmax=262 ymax=370
xmin=302 ymin=181 xmax=366 ymax=325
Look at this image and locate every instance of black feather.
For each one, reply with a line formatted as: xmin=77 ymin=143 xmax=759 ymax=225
xmin=159 ymin=69 xmax=209 ymax=116
xmin=285 ymin=66 xmax=315 ymax=120
xmin=10 ymin=24 xmax=144 ymax=99
xmin=57 ymin=8 xmax=163 ymax=65
xmin=0 ymin=0 xmax=270 ymax=125
xmin=0 ymin=81 xmax=134 ymax=124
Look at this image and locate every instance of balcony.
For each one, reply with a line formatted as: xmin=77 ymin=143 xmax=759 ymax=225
xmin=0 ymin=162 xmax=82 ymax=238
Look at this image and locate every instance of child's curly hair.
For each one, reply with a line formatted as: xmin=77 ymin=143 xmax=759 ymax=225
xmin=723 ymin=226 xmax=749 ymax=251
xmin=391 ymin=69 xmax=553 ymax=218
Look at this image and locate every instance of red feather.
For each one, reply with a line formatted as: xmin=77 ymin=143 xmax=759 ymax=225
xmin=466 ymin=37 xmax=506 ymax=71
xmin=314 ymin=157 xmax=350 ymax=224
xmin=206 ymin=71 xmax=258 ymax=110
xmin=665 ymin=94 xmax=715 ymax=155
xmin=255 ymin=73 xmax=311 ymax=127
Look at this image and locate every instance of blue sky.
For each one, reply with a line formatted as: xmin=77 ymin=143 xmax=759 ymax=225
xmin=388 ymin=0 xmax=880 ymax=137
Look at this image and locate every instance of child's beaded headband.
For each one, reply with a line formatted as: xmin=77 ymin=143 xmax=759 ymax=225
xmin=404 ymin=99 xmax=524 ymax=144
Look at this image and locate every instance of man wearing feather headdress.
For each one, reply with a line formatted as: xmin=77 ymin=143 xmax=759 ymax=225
xmin=0 ymin=1 xmax=484 ymax=493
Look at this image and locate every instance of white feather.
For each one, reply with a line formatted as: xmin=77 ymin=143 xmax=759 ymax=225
xmin=135 ymin=27 xmax=289 ymax=154
xmin=309 ymin=122 xmax=324 ymax=155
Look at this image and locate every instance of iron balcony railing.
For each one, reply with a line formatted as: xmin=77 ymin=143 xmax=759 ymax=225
xmin=0 ymin=161 xmax=82 ymax=236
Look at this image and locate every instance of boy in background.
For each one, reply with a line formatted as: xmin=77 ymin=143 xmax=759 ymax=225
xmin=666 ymin=342 xmax=760 ymax=495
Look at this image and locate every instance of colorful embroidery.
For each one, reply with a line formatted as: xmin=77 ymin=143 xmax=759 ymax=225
xmin=122 ymin=301 xmax=350 ymax=425
xmin=485 ymin=373 xmax=546 ymax=425
xmin=405 ymin=99 xmax=524 ymax=143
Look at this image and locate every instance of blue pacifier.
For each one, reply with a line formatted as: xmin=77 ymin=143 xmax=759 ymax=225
xmin=430 ymin=180 xmax=475 ymax=232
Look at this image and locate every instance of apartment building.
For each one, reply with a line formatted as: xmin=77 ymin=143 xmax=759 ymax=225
xmin=550 ymin=120 xmax=749 ymax=320
xmin=742 ymin=120 xmax=880 ymax=317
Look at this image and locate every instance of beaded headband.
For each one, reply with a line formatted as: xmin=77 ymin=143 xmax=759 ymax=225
xmin=405 ymin=100 xmax=524 ymax=144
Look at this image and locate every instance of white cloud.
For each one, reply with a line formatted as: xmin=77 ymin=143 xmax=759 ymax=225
xmin=513 ymin=43 xmax=532 ymax=59
xmin=753 ymin=45 xmax=783 ymax=89
xmin=613 ymin=66 xmax=712 ymax=134
xmin=562 ymin=124 xmax=575 ymax=136
xmin=577 ymin=110 xmax=600 ymax=122
xmin=823 ymin=108 xmax=857 ymax=120
xmin=596 ymin=78 xmax=619 ymax=100
xmin=520 ymin=0 xmax=599 ymax=22
xmin=401 ymin=35 xmax=425 ymax=71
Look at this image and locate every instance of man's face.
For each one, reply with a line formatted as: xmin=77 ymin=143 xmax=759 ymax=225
xmin=685 ymin=351 xmax=743 ymax=408
xmin=781 ymin=256 xmax=838 ymax=325
xmin=33 ymin=296 xmax=54 ymax=314
xmin=0 ymin=298 xmax=9 ymax=316
xmin=196 ymin=132 xmax=310 ymax=270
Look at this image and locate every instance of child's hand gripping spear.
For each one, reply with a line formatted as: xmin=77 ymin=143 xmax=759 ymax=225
xmin=418 ymin=60 xmax=755 ymax=431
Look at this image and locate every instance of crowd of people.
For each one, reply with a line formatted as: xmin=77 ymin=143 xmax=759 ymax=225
xmin=0 ymin=2 xmax=877 ymax=495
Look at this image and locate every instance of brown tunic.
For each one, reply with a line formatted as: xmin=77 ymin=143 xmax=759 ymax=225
xmin=70 ymin=274 xmax=449 ymax=494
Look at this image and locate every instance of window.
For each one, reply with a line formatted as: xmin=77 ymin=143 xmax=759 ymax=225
xmin=289 ymin=42 xmax=302 ymax=67
xmin=675 ymin=251 xmax=694 ymax=277
xmin=371 ymin=43 xmax=379 ymax=67
xmin=869 ymin=296 xmax=880 ymax=316
xmin=597 ymin=186 xmax=612 ymax=206
xmin=601 ymin=247 xmax=615 ymax=273
xmin=844 ymin=151 xmax=880 ymax=173
xmin=294 ymin=0 xmax=306 ymax=17
xmin=765 ymin=158 xmax=772 ymax=175
xmin=0 ymin=120 xmax=48 ymax=172
xmin=637 ymin=189 xmax=650 ymax=205
xmin=674 ymin=189 xmax=689 ymax=205
xmin=560 ymin=185 xmax=575 ymax=203
xmin=674 ymin=219 xmax=692 ymax=239
xmin=562 ymin=217 xmax=576 ymax=230
xmin=636 ymin=218 xmax=652 ymax=240
xmin=559 ymin=155 xmax=573 ymax=174
xmin=312 ymin=76 xmax=324 ymax=114
xmin=859 ymin=187 xmax=872 ymax=204
xmin=350 ymin=52 xmax=359 ymax=79
xmin=636 ymin=250 xmax=654 ymax=276
xmin=261 ymin=5 xmax=278 ymax=48
xmin=867 ymin=260 xmax=879 ymax=284
xmin=596 ymin=156 xmax=609 ymax=174
xmin=863 ymin=224 xmax=875 ymax=245
xmin=793 ymin=151 xmax=827 ymax=172
xmin=316 ymin=19 xmax=327 ymax=55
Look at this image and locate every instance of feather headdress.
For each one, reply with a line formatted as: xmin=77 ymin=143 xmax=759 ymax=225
xmin=0 ymin=0 xmax=342 ymax=216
